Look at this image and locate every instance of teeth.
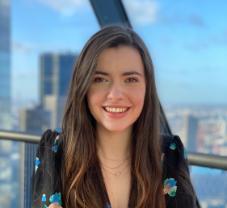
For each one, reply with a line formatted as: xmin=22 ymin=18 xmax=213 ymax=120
xmin=104 ymin=107 xmax=128 ymax=113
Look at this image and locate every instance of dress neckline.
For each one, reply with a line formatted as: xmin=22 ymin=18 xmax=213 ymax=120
xmin=95 ymin=160 xmax=136 ymax=208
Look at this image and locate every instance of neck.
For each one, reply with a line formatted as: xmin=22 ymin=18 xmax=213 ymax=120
xmin=96 ymin=126 xmax=132 ymax=162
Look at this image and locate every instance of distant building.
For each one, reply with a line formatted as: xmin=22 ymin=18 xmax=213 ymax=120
xmin=184 ymin=114 xmax=199 ymax=152
xmin=40 ymin=53 xmax=75 ymax=105
xmin=19 ymin=105 xmax=51 ymax=134
xmin=20 ymin=142 xmax=38 ymax=208
xmin=0 ymin=1 xmax=15 ymax=208
xmin=0 ymin=0 xmax=11 ymax=129
xmin=44 ymin=95 xmax=66 ymax=129
xmin=39 ymin=53 xmax=76 ymax=129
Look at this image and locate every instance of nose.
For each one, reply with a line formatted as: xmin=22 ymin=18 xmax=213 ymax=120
xmin=106 ymin=82 xmax=124 ymax=101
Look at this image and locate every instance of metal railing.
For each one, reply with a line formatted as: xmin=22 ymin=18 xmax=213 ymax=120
xmin=1 ymin=130 xmax=227 ymax=170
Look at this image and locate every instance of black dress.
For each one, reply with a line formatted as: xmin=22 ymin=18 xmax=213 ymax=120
xmin=32 ymin=129 xmax=200 ymax=208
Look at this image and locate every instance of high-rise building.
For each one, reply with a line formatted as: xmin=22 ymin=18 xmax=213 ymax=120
xmin=0 ymin=0 xmax=11 ymax=129
xmin=20 ymin=142 xmax=38 ymax=208
xmin=39 ymin=53 xmax=76 ymax=128
xmin=184 ymin=114 xmax=199 ymax=152
xmin=40 ymin=53 xmax=75 ymax=106
xmin=19 ymin=105 xmax=51 ymax=134
xmin=0 ymin=1 xmax=15 ymax=208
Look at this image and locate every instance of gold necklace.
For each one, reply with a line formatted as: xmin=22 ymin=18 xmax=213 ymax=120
xmin=101 ymin=161 xmax=130 ymax=177
xmin=100 ymin=156 xmax=129 ymax=169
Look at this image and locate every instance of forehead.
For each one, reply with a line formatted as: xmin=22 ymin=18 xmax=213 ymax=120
xmin=96 ymin=45 xmax=144 ymax=74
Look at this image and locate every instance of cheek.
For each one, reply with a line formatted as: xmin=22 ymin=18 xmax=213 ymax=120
xmin=87 ymin=88 xmax=104 ymax=112
xmin=131 ymin=87 xmax=146 ymax=108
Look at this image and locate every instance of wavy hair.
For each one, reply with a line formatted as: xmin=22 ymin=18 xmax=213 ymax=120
xmin=61 ymin=25 xmax=165 ymax=208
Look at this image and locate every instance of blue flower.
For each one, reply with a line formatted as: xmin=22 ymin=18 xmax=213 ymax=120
xmin=35 ymin=157 xmax=41 ymax=172
xmin=49 ymin=192 xmax=62 ymax=206
xmin=55 ymin=127 xmax=62 ymax=134
xmin=51 ymin=144 xmax=59 ymax=153
xmin=163 ymin=178 xmax=177 ymax=197
xmin=169 ymin=142 xmax=177 ymax=150
xmin=52 ymin=135 xmax=60 ymax=153
xmin=41 ymin=194 xmax=47 ymax=202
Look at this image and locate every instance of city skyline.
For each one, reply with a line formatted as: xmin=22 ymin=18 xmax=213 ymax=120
xmin=11 ymin=0 xmax=227 ymax=108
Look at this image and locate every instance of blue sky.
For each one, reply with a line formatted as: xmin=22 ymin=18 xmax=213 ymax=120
xmin=11 ymin=0 xmax=227 ymax=107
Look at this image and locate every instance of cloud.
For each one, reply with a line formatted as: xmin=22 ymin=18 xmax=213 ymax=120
xmin=37 ymin=0 xmax=88 ymax=16
xmin=12 ymin=41 xmax=35 ymax=54
xmin=160 ymin=13 xmax=206 ymax=28
xmin=123 ymin=0 xmax=159 ymax=25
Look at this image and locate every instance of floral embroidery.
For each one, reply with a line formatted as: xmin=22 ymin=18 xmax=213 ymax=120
xmin=41 ymin=194 xmax=47 ymax=202
xmin=169 ymin=142 xmax=176 ymax=150
xmin=41 ymin=193 xmax=62 ymax=207
xmin=51 ymin=143 xmax=58 ymax=153
xmin=41 ymin=196 xmax=48 ymax=208
xmin=49 ymin=192 xmax=63 ymax=205
xmin=163 ymin=178 xmax=177 ymax=197
xmin=55 ymin=127 xmax=62 ymax=134
xmin=35 ymin=157 xmax=41 ymax=172
xmin=52 ymin=135 xmax=60 ymax=153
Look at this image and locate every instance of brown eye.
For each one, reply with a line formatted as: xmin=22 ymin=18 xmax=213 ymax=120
xmin=125 ymin=77 xmax=139 ymax=83
xmin=93 ymin=77 xmax=108 ymax=83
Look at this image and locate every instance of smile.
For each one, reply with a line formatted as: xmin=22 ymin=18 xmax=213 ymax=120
xmin=103 ymin=107 xmax=130 ymax=113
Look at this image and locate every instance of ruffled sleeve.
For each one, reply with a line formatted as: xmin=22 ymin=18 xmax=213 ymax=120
xmin=31 ymin=129 xmax=63 ymax=208
xmin=162 ymin=134 xmax=200 ymax=208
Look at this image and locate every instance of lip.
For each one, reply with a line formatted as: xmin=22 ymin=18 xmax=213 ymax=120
xmin=102 ymin=106 xmax=130 ymax=119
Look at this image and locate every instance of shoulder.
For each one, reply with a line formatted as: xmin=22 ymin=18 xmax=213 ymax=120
xmin=32 ymin=128 xmax=63 ymax=207
xmin=161 ymin=134 xmax=187 ymax=166
xmin=38 ymin=128 xmax=63 ymax=149
xmin=161 ymin=134 xmax=199 ymax=208
xmin=35 ymin=127 xmax=63 ymax=176
xmin=161 ymin=134 xmax=189 ymax=181
xmin=161 ymin=134 xmax=185 ymax=153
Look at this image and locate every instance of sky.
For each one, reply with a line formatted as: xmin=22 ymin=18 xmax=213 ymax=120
xmin=11 ymin=0 xmax=227 ymax=108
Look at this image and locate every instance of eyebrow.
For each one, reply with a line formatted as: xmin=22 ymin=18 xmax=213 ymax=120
xmin=95 ymin=70 xmax=143 ymax=76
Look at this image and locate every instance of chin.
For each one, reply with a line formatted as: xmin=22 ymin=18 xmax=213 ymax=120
xmin=103 ymin=124 xmax=132 ymax=133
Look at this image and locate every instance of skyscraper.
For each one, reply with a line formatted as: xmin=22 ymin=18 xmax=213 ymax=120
xmin=0 ymin=0 xmax=11 ymax=129
xmin=40 ymin=53 xmax=75 ymax=105
xmin=184 ymin=114 xmax=199 ymax=152
xmin=0 ymin=1 xmax=14 ymax=207
xmin=40 ymin=53 xmax=76 ymax=128
xmin=20 ymin=142 xmax=38 ymax=208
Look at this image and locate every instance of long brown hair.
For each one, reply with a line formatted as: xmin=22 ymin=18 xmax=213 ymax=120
xmin=61 ymin=25 xmax=165 ymax=208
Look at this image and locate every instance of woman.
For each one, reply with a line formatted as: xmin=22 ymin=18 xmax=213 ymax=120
xmin=32 ymin=25 xmax=200 ymax=208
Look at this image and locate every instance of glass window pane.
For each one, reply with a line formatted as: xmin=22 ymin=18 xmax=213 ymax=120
xmin=0 ymin=0 xmax=99 ymax=207
xmin=123 ymin=0 xmax=227 ymax=156
xmin=191 ymin=166 xmax=227 ymax=207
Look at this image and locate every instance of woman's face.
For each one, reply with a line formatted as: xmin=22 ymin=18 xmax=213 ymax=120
xmin=87 ymin=45 xmax=146 ymax=133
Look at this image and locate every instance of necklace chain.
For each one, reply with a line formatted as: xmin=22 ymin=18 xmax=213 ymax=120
xmin=100 ymin=156 xmax=129 ymax=169
xmin=101 ymin=160 xmax=130 ymax=177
